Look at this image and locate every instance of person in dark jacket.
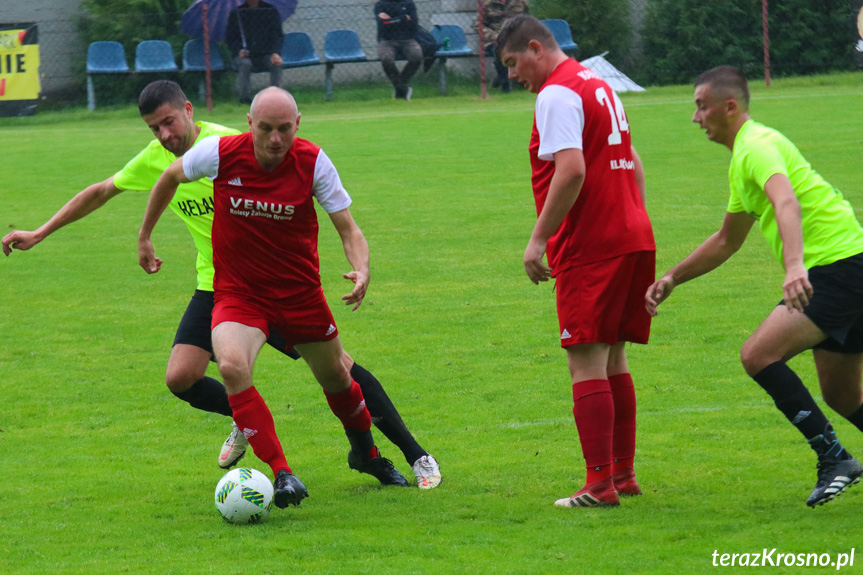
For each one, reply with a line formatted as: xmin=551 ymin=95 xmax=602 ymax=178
xmin=374 ymin=0 xmax=422 ymax=99
xmin=226 ymin=0 xmax=284 ymax=103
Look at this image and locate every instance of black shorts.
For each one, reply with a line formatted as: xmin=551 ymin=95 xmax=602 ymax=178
xmin=790 ymin=252 xmax=863 ymax=354
xmin=173 ymin=289 xmax=301 ymax=360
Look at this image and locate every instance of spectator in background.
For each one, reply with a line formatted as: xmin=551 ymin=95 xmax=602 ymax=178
xmin=375 ymin=0 xmax=422 ymax=100
xmin=226 ymin=0 xmax=284 ymax=103
xmin=478 ymin=0 xmax=529 ymax=93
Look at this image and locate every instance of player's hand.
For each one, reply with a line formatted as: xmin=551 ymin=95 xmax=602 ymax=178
xmin=137 ymin=237 xmax=163 ymax=274
xmin=270 ymin=53 xmax=283 ymax=66
xmin=782 ymin=265 xmax=813 ymax=313
xmin=239 ymin=49 xmax=250 ymax=58
xmin=2 ymin=230 xmax=40 ymax=256
xmin=342 ymin=270 xmax=368 ymax=311
xmin=524 ymin=238 xmax=551 ymax=284
xmin=378 ymin=12 xmax=391 ymax=19
xmin=645 ymin=276 xmax=675 ymax=316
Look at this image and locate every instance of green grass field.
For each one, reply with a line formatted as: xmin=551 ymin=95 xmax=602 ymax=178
xmin=2 ymin=74 xmax=863 ymax=574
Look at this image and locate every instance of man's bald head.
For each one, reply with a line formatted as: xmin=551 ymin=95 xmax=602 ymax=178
xmin=249 ymin=86 xmax=298 ymax=121
xmin=247 ymin=87 xmax=302 ymax=170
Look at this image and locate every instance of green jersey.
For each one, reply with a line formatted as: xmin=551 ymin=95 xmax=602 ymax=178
xmin=728 ymin=120 xmax=863 ymax=269
xmin=113 ymin=121 xmax=241 ymax=291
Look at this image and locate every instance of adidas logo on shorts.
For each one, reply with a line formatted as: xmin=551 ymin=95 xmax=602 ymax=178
xmin=325 ymin=324 xmax=336 ymax=336
xmin=561 ymin=328 xmax=572 ymax=340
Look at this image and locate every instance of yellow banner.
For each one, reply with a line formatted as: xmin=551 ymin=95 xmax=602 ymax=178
xmin=0 ymin=29 xmax=40 ymax=101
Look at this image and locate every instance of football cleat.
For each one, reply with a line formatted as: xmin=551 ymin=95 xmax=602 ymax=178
xmin=411 ymin=454 xmax=443 ymax=489
xmin=806 ymin=456 xmax=863 ymax=507
xmin=273 ymin=469 xmax=308 ymax=508
xmin=218 ymin=422 xmax=249 ymax=469
xmin=611 ymin=468 xmax=642 ymax=496
xmin=348 ymin=450 xmax=411 ymax=487
xmin=554 ymin=478 xmax=620 ymax=508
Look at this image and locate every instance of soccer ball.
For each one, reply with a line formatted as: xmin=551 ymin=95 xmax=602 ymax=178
xmin=214 ymin=467 xmax=274 ymax=524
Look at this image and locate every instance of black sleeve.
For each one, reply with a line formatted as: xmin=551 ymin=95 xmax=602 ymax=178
xmin=226 ymin=10 xmax=243 ymax=55
xmin=406 ymin=1 xmax=419 ymax=33
xmin=268 ymin=7 xmax=284 ymax=54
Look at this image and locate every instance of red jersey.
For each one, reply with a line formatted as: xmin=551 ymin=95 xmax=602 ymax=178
xmin=530 ymin=58 xmax=654 ymax=273
xmin=183 ymin=132 xmax=352 ymax=302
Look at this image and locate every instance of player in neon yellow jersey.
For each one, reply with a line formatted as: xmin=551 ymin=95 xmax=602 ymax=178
xmin=645 ymin=66 xmax=863 ymax=507
xmin=2 ymin=80 xmax=442 ymax=489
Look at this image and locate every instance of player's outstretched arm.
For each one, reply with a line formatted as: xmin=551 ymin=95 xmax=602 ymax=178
xmin=329 ymin=207 xmax=369 ymax=311
xmin=645 ymin=210 xmax=755 ymax=316
xmin=138 ymin=159 xmax=188 ymax=274
xmin=2 ymin=177 xmax=122 ymax=256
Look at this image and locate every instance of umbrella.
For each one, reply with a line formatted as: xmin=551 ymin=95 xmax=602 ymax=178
xmin=181 ymin=0 xmax=297 ymax=43
xmin=180 ymin=0 xmax=297 ymax=111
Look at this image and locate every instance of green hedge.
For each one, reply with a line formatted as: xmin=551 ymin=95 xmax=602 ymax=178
xmin=641 ymin=0 xmax=857 ymax=85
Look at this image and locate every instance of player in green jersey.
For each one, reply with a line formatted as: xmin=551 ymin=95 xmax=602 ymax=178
xmin=2 ymin=80 xmax=442 ymax=489
xmin=645 ymin=66 xmax=863 ymax=507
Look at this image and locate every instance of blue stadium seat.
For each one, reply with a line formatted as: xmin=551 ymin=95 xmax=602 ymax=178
xmin=324 ymin=29 xmax=367 ymax=64
xmin=281 ymin=32 xmax=320 ymax=68
xmin=86 ymin=41 xmax=130 ymax=111
xmin=87 ymin=41 xmax=130 ymax=74
xmin=182 ymin=39 xmax=225 ymax=72
xmin=323 ymin=29 xmax=367 ymax=101
xmin=135 ymin=40 xmax=179 ymax=73
xmin=541 ymin=19 xmax=578 ymax=54
xmin=429 ymin=25 xmax=473 ymax=95
xmin=430 ymin=25 xmax=473 ymax=58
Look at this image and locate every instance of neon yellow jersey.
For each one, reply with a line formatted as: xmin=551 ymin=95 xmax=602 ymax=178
xmin=113 ymin=122 xmax=241 ymax=291
xmin=728 ymin=120 xmax=863 ymax=269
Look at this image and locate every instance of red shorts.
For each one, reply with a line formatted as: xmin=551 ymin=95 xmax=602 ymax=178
xmin=212 ymin=289 xmax=338 ymax=350
xmin=555 ymin=251 xmax=654 ymax=347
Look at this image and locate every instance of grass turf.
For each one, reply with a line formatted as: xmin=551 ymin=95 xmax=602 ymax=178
xmin=1 ymin=73 xmax=863 ymax=574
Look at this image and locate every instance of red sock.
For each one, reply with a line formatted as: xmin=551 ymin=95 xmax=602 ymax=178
xmin=609 ymin=373 xmax=637 ymax=474
xmin=572 ymin=379 xmax=614 ymax=483
xmin=324 ymin=380 xmax=372 ymax=432
xmin=228 ymin=386 xmax=291 ymax=475
xmin=325 ymin=380 xmax=376 ymax=459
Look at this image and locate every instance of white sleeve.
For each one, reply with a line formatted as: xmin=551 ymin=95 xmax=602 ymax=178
xmin=313 ymin=149 xmax=352 ymax=214
xmin=536 ymin=85 xmax=584 ymax=161
xmin=182 ymin=135 xmax=220 ymax=181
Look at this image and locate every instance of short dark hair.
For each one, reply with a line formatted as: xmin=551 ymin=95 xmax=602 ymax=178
xmin=495 ymin=14 xmax=557 ymax=55
xmin=695 ymin=65 xmax=750 ymax=109
xmin=138 ymin=80 xmax=188 ymax=116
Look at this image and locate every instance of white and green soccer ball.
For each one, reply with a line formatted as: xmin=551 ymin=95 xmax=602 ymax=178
xmin=214 ymin=467 xmax=274 ymax=524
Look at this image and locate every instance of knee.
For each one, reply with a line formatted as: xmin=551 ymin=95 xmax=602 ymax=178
xmin=217 ymin=356 xmax=249 ymax=384
xmin=740 ymin=340 xmax=771 ymax=377
xmin=165 ymin=363 xmax=204 ymax=394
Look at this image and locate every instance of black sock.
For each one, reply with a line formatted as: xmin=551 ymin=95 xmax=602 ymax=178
xmin=350 ymin=362 xmax=427 ymax=465
xmin=844 ymin=403 xmax=863 ymax=434
xmin=171 ymin=376 xmax=233 ymax=417
xmin=752 ymin=362 xmax=830 ymax=441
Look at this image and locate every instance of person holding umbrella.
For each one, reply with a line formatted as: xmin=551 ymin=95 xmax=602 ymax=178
xmin=226 ymin=0 xmax=284 ymax=103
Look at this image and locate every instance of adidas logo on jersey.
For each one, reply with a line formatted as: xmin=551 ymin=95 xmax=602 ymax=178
xmin=325 ymin=324 xmax=336 ymax=336
xmin=561 ymin=328 xmax=571 ymax=340
xmin=227 ymin=177 xmax=243 ymax=186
